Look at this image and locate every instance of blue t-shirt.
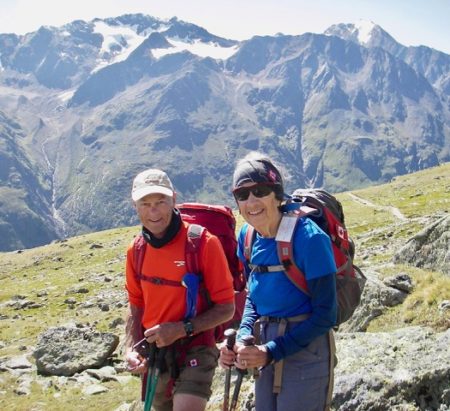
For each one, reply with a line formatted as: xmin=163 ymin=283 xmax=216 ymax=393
xmin=238 ymin=218 xmax=336 ymax=318
xmin=237 ymin=217 xmax=337 ymax=361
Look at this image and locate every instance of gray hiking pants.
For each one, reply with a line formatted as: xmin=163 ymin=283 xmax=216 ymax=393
xmin=254 ymin=320 xmax=333 ymax=411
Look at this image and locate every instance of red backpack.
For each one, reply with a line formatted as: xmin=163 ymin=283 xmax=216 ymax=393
xmin=243 ymin=189 xmax=366 ymax=326
xmin=133 ymin=202 xmax=247 ymax=342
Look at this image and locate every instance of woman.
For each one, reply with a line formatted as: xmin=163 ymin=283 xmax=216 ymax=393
xmin=219 ymin=152 xmax=337 ymax=411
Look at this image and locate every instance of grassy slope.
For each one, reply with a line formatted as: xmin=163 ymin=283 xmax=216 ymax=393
xmin=0 ymin=163 xmax=449 ymax=410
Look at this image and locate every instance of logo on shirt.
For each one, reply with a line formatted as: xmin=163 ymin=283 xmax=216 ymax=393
xmin=174 ymin=260 xmax=185 ymax=267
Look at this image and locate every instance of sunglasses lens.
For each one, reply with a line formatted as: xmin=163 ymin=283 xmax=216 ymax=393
xmin=252 ymin=185 xmax=273 ymax=198
xmin=234 ymin=188 xmax=251 ymax=201
xmin=234 ymin=184 xmax=274 ymax=201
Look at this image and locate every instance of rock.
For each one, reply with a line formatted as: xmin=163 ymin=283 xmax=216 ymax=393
xmin=114 ymin=375 xmax=134 ymax=385
xmin=338 ymin=270 xmax=408 ymax=332
xmin=14 ymin=375 xmax=33 ymax=396
xmin=82 ymin=384 xmax=109 ymax=395
xmin=4 ymin=355 xmax=32 ymax=369
xmin=109 ymin=317 xmax=125 ymax=329
xmin=439 ymin=300 xmax=450 ymax=312
xmin=383 ymin=274 xmax=414 ymax=293
xmin=393 ymin=215 xmax=449 ymax=275
xmin=333 ymin=327 xmax=450 ymax=410
xmin=33 ymin=324 xmax=119 ymax=376
xmin=86 ymin=365 xmax=117 ymax=381
xmin=113 ymin=400 xmax=142 ymax=411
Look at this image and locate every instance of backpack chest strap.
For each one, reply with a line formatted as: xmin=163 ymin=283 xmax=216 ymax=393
xmin=136 ymin=274 xmax=184 ymax=287
xmin=248 ymin=263 xmax=284 ymax=273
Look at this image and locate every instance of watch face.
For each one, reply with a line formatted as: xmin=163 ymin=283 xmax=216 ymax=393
xmin=184 ymin=320 xmax=194 ymax=336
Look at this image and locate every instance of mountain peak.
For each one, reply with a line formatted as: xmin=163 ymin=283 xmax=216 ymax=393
xmin=352 ymin=19 xmax=378 ymax=45
xmin=324 ymin=20 xmax=397 ymax=48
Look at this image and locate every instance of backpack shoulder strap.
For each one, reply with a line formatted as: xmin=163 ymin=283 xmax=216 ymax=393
xmin=133 ymin=234 xmax=147 ymax=278
xmin=277 ymin=240 xmax=310 ymax=295
xmin=185 ymin=223 xmax=205 ymax=274
xmin=243 ymin=224 xmax=256 ymax=263
xmin=275 ymin=211 xmax=315 ymax=296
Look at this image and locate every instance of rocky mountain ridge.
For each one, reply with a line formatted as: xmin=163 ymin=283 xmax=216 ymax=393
xmin=0 ymin=14 xmax=449 ymax=251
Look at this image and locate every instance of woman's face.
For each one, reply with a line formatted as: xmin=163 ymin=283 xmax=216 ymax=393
xmin=234 ymin=183 xmax=281 ymax=233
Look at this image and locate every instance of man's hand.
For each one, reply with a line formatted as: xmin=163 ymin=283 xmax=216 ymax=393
xmin=218 ymin=340 xmax=240 ymax=369
xmin=125 ymin=350 xmax=147 ymax=374
xmin=144 ymin=322 xmax=185 ymax=347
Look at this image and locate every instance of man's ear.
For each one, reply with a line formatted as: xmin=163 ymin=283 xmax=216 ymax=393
xmin=172 ymin=192 xmax=177 ymax=205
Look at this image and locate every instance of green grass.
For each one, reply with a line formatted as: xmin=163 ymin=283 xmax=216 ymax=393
xmin=367 ymin=265 xmax=450 ymax=332
xmin=0 ymin=163 xmax=449 ymax=410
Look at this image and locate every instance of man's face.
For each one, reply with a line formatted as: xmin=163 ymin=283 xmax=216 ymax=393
xmin=135 ymin=193 xmax=176 ymax=238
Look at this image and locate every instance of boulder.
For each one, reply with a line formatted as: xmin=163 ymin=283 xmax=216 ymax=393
xmin=393 ymin=215 xmax=449 ymax=275
xmin=33 ymin=324 xmax=119 ymax=376
xmin=338 ymin=270 xmax=409 ymax=332
xmin=333 ymin=327 xmax=450 ymax=410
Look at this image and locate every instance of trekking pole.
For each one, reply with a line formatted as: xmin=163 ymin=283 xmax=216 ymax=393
xmin=222 ymin=328 xmax=237 ymax=411
xmin=229 ymin=335 xmax=255 ymax=411
xmin=143 ymin=343 xmax=157 ymax=411
xmin=144 ymin=347 xmax=167 ymax=411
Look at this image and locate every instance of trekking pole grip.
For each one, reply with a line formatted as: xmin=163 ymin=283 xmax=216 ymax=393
xmin=224 ymin=328 xmax=237 ymax=350
xmin=241 ymin=334 xmax=255 ymax=347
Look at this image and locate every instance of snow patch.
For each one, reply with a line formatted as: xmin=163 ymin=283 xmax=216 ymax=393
xmin=92 ymin=21 xmax=148 ymax=72
xmin=58 ymin=88 xmax=76 ymax=102
xmin=355 ymin=20 xmax=376 ymax=45
xmin=152 ymin=38 xmax=238 ymax=60
xmin=90 ymin=21 xmax=239 ymax=72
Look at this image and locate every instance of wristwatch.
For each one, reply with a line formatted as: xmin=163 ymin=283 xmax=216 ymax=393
xmin=183 ymin=319 xmax=194 ymax=337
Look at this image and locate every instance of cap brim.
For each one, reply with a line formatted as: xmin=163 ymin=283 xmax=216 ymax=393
xmin=132 ymin=186 xmax=174 ymax=202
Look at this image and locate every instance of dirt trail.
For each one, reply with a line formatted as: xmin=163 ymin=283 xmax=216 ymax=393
xmin=347 ymin=193 xmax=407 ymax=221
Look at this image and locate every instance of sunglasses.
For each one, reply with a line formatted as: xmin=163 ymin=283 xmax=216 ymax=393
xmin=233 ymin=183 xmax=276 ymax=201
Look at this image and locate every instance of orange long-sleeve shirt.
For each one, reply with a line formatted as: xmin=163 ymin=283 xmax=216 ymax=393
xmin=125 ymin=221 xmax=234 ymax=329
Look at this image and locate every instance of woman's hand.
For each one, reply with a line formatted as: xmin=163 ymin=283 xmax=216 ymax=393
xmin=235 ymin=344 xmax=270 ymax=369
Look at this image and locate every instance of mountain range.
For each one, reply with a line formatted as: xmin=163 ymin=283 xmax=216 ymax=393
xmin=0 ymin=15 xmax=449 ymax=251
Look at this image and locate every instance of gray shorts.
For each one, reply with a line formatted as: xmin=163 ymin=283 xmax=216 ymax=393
xmin=255 ymin=320 xmax=332 ymax=411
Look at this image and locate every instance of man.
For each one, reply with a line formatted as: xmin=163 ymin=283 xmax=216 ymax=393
xmin=124 ymin=168 xmax=235 ymax=411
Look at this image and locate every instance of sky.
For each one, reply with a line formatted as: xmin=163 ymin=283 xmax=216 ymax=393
xmin=1 ymin=0 xmax=449 ymax=54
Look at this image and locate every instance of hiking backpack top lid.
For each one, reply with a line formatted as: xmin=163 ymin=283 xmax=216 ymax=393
xmin=292 ymin=188 xmax=345 ymax=225
xmin=290 ymin=188 xmax=354 ymax=260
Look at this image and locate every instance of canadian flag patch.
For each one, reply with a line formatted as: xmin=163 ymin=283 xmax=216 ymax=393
xmin=189 ymin=359 xmax=198 ymax=367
